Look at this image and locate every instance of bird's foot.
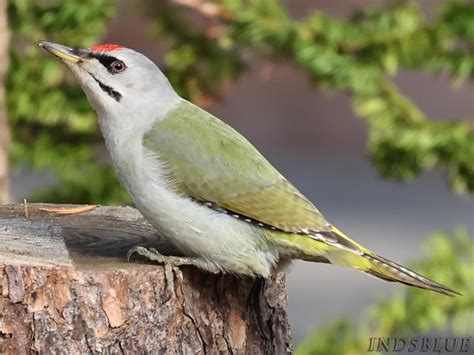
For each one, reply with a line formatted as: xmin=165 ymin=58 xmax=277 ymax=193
xmin=127 ymin=246 xmax=200 ymax=301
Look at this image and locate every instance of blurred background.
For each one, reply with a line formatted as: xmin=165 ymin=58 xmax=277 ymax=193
xmin=1 ymin=0 xmax=473 ymax=353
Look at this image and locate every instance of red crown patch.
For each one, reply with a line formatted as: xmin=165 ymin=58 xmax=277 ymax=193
xmin=90 ymin=44 xmax=123 ymax=52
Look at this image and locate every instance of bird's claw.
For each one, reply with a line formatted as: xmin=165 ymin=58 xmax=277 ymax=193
xmin=127 ymin=245 xmax=142 ymax=262
xmin=127 ymin=245 xmax=177 ymax=301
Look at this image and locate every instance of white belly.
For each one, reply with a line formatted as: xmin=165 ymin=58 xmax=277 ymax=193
xmin=111 ymin=140 xmax=278 ymax=276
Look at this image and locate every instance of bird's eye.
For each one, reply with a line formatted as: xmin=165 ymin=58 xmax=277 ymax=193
xmin=110 ymin=60 xmax=126 ymax=74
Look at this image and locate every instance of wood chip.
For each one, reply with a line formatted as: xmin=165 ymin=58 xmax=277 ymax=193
xmin=23 ymin=199 xmax=29 ymax=219
xmin=38 ymin=205 xmax=98 ymax=215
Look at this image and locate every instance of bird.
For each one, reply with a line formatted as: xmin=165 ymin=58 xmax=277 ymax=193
xmin=37 ymin=40 xmax=458 ymax=296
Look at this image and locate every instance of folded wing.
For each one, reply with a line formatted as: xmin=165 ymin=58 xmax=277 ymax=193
xmin=143 ymin=100 xmax=331 ymax=234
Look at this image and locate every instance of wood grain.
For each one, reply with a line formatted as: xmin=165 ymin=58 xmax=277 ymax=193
xmin=0 ymin=203 xmax=291 ymax=354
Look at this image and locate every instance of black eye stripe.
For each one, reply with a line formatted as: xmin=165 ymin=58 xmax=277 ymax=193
xmin=89 ymin=53 xmax=120 ymax=73
xmin=97 ymin=55 xmax=117 ymax=72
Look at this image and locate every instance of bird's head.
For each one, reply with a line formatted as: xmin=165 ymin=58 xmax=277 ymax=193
xmin=37 ymin=41 xmax=180 ymax=131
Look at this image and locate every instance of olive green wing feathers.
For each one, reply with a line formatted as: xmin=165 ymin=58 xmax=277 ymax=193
xmin=143 ymin=101 xmax=330 ymax=233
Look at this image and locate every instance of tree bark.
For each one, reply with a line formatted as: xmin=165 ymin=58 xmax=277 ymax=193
xmin=0 ymin=0 xmax=10 ymax=204
xmin=0 ymin=204 xmax=292 ymax=354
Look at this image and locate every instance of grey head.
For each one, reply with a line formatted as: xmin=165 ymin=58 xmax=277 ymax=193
xmin=37 ymin=41 xmax=181 ymax=132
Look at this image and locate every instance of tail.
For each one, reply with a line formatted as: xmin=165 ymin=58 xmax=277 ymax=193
xmin=312 ymin=227 xmax=460 ymax=297
xmin=361 ymin=252 xmax=460 ymax=296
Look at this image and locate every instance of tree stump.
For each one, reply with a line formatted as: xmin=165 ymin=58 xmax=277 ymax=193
xmin=0 ymin=204 xmax=292 ymax=354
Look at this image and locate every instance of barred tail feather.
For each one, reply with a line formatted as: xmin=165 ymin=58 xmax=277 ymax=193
xmin=295 ymin=226 xmax=459 ymax=296
xmin=316 ymin=227 xmax=459 ymax=296
xmin=362 ymin=253 xmax=460 ymax=297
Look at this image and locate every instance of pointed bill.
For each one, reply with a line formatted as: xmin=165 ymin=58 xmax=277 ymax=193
xmin=37 ymin=41 xmax=81 ymax=63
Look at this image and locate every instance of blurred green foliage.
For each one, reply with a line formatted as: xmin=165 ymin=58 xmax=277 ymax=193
xmin=296 ymin=229 xmax=474 ymax=355
xmin=147 ymin=0 xmax=474 ymax=194
xmin=7 ymin=0 xmax=128 ymax=203
xmin=6 ymin=0 xmax=474 ymax=203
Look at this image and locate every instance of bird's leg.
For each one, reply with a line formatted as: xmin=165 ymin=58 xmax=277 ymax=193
xmin=127 ymin=246 xmax=212 ymax=301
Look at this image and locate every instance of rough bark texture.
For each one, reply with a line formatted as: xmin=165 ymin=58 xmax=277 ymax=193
xmin=0 ymin=0 xmax=10 ymax=204
xmin=0 ymin=204 xmax=292 ymax=354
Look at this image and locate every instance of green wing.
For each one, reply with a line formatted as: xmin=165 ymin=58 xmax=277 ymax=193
xmin=143 ymin=100 xmax=330 ymax=233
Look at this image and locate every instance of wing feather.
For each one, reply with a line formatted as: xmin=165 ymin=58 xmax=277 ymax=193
xmin=143 ymin=101 xmax=330 ymax=233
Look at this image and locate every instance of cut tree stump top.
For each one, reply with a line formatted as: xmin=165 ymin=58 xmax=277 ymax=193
xmin=0 ymin=203 xmax=291 ymax=354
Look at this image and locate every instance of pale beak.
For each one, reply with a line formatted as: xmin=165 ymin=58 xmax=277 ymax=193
xmin=37 ymin=41 xmax=82 ymax=63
